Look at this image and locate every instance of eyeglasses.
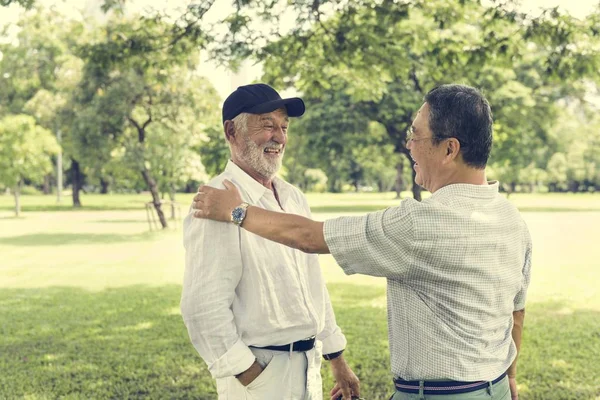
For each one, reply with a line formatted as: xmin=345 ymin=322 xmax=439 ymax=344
xmin=406 ymin=127 xmax=434 ymax=143
xmin=406 ymin=127 xmax=461 ymax=146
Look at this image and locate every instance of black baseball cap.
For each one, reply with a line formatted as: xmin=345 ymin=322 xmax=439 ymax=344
xmin=222 ymin=83 xmax=305 ymax=123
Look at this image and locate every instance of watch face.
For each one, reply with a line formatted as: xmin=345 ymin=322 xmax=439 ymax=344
xmin=232 ymin=208 xmax=243 ymax=220
xmin=231 ymin=207 xmax=245 ymax=223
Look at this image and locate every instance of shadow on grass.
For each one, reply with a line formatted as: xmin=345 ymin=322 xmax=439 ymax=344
xmin=0 ymin=205 xmax=146 ymax=212
xmin=0 ymin=232 xmax=155 ymax=246
xmin=0 ymin=215 xmax=25 ymax=220
xmin=0 ymin=285 xmax=598 ymax=400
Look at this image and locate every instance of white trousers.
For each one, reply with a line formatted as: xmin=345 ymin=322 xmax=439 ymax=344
xmin=216 ymin=343 xmax=323 ymax=400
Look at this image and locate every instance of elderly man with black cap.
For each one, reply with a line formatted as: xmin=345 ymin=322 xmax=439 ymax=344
xmin=180 ymin=83 xmax=360 ymax=400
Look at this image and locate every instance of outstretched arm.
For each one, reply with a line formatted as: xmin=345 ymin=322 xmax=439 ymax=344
xmin=192 ymin=180 xmax=330 ymax=254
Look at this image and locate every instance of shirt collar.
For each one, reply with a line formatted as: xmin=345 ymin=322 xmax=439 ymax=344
xmin=225 ymin=160 xmax=279 ymax=204
xmin=430 ymin=181 xmax=500 ymax=200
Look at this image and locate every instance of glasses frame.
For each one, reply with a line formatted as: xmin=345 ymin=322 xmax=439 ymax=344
xmin=406 ymin=126 xmax=434 ymax=144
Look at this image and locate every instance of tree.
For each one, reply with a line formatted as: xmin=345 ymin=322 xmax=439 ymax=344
xmin=0 ymin=115 xmax=60 ymax=216
xmin=0 ymin=0 xmax=34 ymax=7
xmin=72 ymin=16 xmax=220 ymax=228
xmin=198 ymin=125 xmax=230 ymax=179
xmin=214 ymin=0 xmax=600 ymax=197
xmin=1 ymin=8 xmax=87 ymax=205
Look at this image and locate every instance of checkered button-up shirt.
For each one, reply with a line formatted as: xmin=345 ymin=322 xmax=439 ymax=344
xmin=324 ymin=181 xmax=532 ymax=381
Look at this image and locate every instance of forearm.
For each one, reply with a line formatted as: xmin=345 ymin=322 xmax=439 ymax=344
xmin=242 ymin=205 xmax=329 ymax=254
xmin=507 ymin=309 xmax=525 ymax=377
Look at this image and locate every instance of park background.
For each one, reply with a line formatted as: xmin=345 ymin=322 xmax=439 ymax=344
xmin=1 ymin=0 xmax=599 ymax=399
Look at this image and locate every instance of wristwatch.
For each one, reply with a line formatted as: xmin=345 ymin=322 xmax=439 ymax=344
xmin=231 ymin=202 xmax=249 ymax=226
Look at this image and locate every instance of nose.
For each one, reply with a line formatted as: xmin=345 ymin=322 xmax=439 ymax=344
xmin=272 ymin=126 xmax=287 ymax=143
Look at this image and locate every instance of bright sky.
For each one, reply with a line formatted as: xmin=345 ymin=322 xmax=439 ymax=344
xmin=0 ymin=0 xmax=598 ymax=100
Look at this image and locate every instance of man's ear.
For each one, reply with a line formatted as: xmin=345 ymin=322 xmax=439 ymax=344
xmin=224 ymin=120 xmax=235 ymax=143
xmin=445 ymin=138 xmax=461 ymax=163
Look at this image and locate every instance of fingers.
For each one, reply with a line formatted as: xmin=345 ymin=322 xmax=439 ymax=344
xmin=193 ymin=187 xmax=210 ymax=203
xmin=330 ymin=382 xmax=340 ymax=396
xmin=330 ymin=383 xmax=341 ymax=400
xmin=223 ymin=179 xmax=234 ymax=190
xmin=340 ymin=384 xmax=352 ymax=400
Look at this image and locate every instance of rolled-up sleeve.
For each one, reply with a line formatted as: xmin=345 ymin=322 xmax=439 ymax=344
xmin=316 ymin=285 xmax=347 ymax=354
xmin=323 ymin=203 xmax=415 ymax=279
xmin=180 ymin=213 xmax=255 ymax=379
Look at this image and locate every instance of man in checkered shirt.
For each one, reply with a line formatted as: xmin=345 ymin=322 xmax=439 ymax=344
xmin=192 ymin=84 xmax=532 ymax=400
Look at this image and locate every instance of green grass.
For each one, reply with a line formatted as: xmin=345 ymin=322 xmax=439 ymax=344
xmin=1 ymin=190 xmax=599 ymax=213
xmin=0 ymin=193 xmax=153 ymax=212
xmin=0 ymin=194 xmax=599 ymax=399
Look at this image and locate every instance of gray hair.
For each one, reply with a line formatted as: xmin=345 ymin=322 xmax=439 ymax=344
xmin=232 ymin=112 xmax=250 ymax=135
xmin=424 ymin=84 xmax=493 ymax=169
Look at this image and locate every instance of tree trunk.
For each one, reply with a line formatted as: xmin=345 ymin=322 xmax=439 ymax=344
xmin=142 ymin=168 xmax=168 ymax=229
xmin=100 ymin=177 xmax=109 ymax=194
xmin=505 ymin=181 xmax=516 ymax=199
xmin=395 ymin=162 xmax=404 ymax=199
xmin=72 ymin=158 xmax=82 ymax=207
xmin=169 ymin=185 xmax=176 ymax=220
xmin=328 ymin=177 xmax=341 ymax=193
xmin=14 ymin=179 xmax=22 ymax=217
xmin=411 ymin=167 xmax=422 ymax=201
xmin=128 ymin=116 xmax=167 ymax=227
xmin=56 ymin=129 xmax=63 ymax=203
xmin=569 ymin=181 xmax=579 ymax=193
xmin=398 ymin=149 xmax=421 ymax=201
xmin=42 ymin=174 xmax=51 ymax=195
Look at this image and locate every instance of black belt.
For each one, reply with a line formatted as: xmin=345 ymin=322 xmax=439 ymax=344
xmin=394 ymin=372 xmax=507 ymax=395
xmin=251 ymin=337 xmax=315 ymax=352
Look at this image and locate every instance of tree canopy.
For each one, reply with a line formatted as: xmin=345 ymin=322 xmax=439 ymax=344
xmin=1 ymin=0 xmax=599 ymax=205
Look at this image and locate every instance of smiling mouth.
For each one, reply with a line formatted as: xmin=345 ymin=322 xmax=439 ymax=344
xmin=264 ymin=147 xmax=282 ymax=155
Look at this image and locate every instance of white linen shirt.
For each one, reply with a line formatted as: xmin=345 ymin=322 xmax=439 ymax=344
xmin=181 ymin=161 xmax=346 ymax=379
xmin=324 ymin=181 xmax=532 ymax=381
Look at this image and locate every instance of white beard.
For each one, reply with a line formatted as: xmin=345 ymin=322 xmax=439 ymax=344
xmin=239 ymin=137 xmax=283 ymax=179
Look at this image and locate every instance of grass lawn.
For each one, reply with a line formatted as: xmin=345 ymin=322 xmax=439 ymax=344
xmin=1 ymin=193 xmax=599 ymax=399
xmin=1 ymin=190 xmax=600 ymax=213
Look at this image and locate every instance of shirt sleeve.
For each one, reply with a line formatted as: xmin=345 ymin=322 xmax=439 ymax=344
xmin=316 ymin=282 xmax=347 ymax=355
xmin=180 ymin=212 xmax=255 ymax=379
xmin=323 ymin=202 xmax=415 ymax=279
xmin=514 ymin=225 xmax=533 ymax=311
xmin=296 ymin=191 xmax=347 ymax=355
